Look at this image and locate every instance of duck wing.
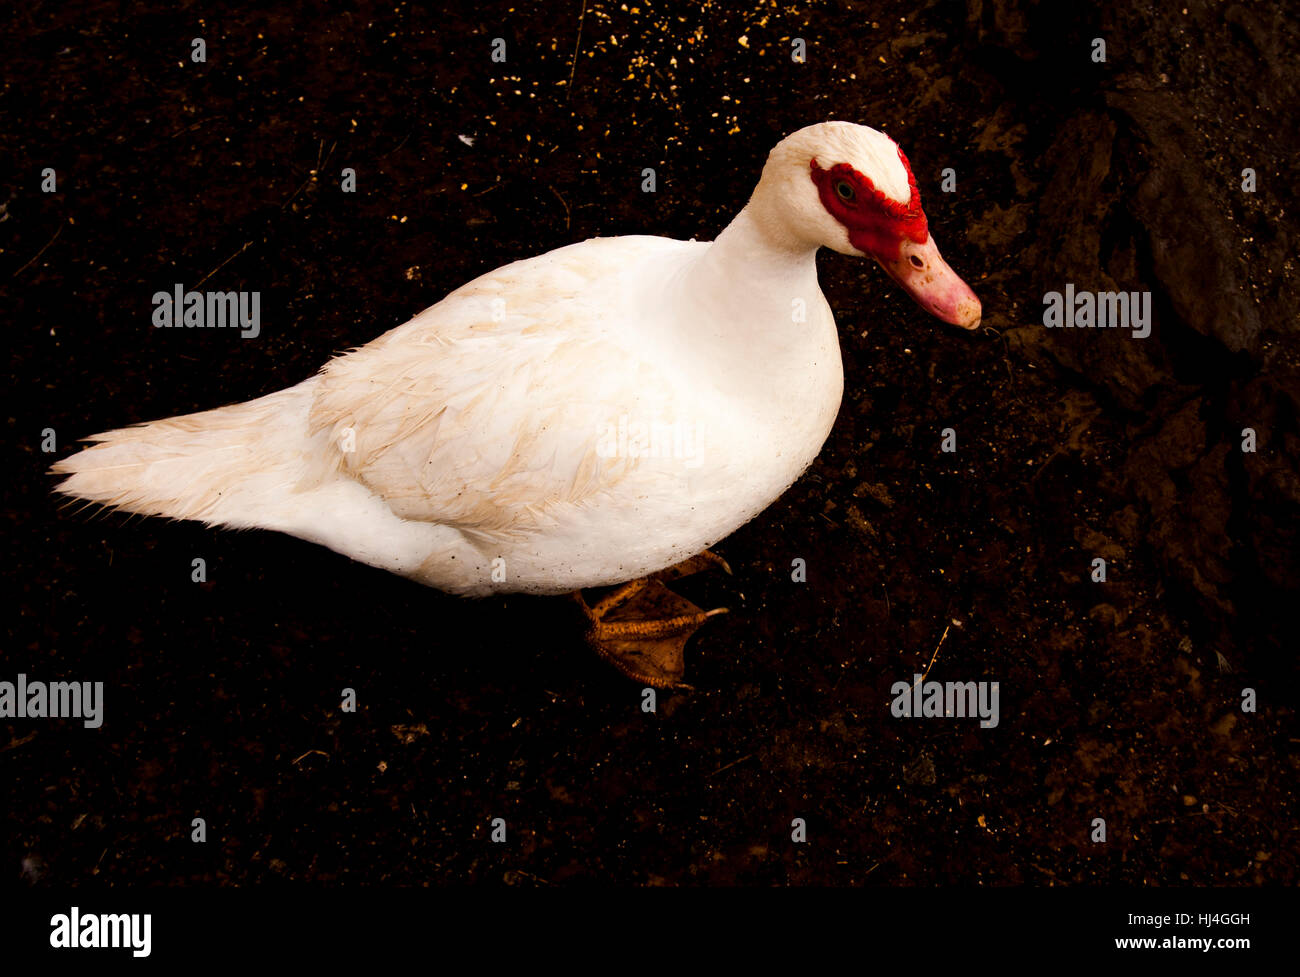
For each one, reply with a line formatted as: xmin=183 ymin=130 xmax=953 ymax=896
xmin=308 ymin=240 xmax=682 ymax=536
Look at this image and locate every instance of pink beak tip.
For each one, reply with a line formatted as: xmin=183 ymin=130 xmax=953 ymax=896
xmin=955 ymin=296 xmax=982 ymax=330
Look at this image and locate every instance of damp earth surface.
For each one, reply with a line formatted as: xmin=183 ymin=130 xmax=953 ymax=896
xmin=3 ymin=0 xmax=1297 ymax=884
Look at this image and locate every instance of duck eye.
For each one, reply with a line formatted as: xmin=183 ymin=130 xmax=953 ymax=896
xmin=835 ymin=180 xmax=855 ymax=202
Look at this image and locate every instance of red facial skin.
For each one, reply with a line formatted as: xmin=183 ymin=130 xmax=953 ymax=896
xmin=810 ymin=150 xmax=929 ymax=260
xmin=811 ymin=149 xmax=981 ymax=329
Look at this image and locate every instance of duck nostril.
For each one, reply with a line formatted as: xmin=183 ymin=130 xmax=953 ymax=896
xmin=908 ymin=255 xmax=924 ymax=270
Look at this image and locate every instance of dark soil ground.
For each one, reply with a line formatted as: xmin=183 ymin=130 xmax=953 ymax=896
xmin=3 ymin=0 xmax=1297 ymax=885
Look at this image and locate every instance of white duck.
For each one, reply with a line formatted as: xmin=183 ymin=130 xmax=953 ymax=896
xmin=53 ymin=121 xmax=980 ymax=686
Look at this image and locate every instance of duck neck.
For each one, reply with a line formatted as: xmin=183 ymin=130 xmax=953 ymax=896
xmin=687 ymin=202 xmax=821 ymax=313
xmin=662 ymin=201 xmax=829 ymax=390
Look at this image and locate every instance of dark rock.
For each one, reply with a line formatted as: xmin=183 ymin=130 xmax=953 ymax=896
xmin=1109 ymin=89 xmax=1261 ymax=356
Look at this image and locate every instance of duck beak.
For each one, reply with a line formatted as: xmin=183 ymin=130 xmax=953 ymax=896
xmin=875 ymin=235 xmax=981 ymax=330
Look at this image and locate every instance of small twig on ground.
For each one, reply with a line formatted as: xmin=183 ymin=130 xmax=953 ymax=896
xmin=909 ymin=623 xmax=951 ymax=691
xmin=549 ymin=185 xmax=571 ymax=229
xmin=566 ymin=0 xmax=588 ymax=101
xmin=707 ymin=753 xmax=753 ymax=779
xmin=12 ymin=222 xmax=65 ymax=277
xmin=194 ymin=240 xmax=253 ymax=289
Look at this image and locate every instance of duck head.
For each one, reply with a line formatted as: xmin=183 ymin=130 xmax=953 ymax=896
xmin=758 ymin=121 xmax=981 ymax=330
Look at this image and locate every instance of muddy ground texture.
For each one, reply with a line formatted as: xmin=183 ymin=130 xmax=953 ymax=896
xmin=3 ymin=0 xmax=1297 ymax=884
